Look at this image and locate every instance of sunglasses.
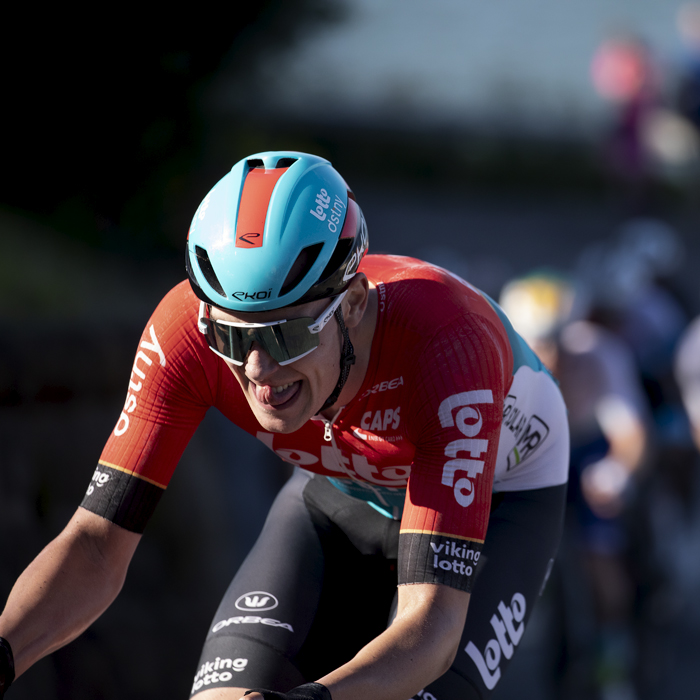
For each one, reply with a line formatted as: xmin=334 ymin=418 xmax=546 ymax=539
xmin=198 ymin=292 xmax=347 ymax=366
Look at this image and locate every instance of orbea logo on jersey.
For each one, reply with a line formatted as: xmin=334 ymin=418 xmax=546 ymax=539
xmin=235 ymin=591 xmax=279 ymax=612
xmin=465 ymin=592 xmax=527 ymax=690
xmin=438 ymin=390 xmax=494 ymax=507
xmin=360 ymin=375 xmax=404 ymax=399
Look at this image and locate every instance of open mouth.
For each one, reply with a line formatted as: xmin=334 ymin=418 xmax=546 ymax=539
xmin=252 ymin=380 xmax=301 ymax=409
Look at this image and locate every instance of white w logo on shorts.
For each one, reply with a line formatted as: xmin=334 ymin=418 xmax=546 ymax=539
xmin=234 ymin=591 xmax=279 ymax=612
xmin=245 ymin=595 xmax=270 ymax=608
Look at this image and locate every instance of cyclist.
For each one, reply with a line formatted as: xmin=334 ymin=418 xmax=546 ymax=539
xmin=499 ymin=271 xmax=651 ymax=697
xmin=676 ymin=313 xmax=700 ymax=450
xmin=0 ymin=151 xmax=569 ymax=700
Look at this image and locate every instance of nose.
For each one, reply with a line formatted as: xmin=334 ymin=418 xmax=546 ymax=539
xmin=243 ymin=341 xmax=280 ymax=383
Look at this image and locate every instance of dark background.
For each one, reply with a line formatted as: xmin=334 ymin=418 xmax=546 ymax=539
xmin=2 ymin=3 xmax=699 ymax=699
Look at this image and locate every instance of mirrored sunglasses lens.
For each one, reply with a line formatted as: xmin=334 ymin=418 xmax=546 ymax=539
xmin=208 ymin=322 xmax=248 ymax=363
xmin=207 ymin=317 xmax=318 ymax=364
xmin=257 ymin=320 xmax=318 ymax=363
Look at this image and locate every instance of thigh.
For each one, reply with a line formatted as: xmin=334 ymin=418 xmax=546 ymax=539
xmin=190 ymin=470 xmax=399 ymax=697
xmin=415 ymin=484 xmax=567 ymax=700
xmin=191 ymin=469 xmax=321 ymax=696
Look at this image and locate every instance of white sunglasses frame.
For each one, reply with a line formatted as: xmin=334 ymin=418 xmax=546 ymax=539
xmin=198 ymin=291 xmax=348 ymax=366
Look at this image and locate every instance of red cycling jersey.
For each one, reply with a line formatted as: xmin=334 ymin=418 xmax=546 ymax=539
xmin=82 ymin=255 xmax=514 ymax=591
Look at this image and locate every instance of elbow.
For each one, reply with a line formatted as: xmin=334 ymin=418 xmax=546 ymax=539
xmin=438 ymin=639 xmax=460 ymax=677
xmin=426 ymin=627 xmax=462 ymax=681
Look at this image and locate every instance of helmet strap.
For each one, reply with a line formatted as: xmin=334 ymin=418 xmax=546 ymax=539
xmin=320 ymin=305 xmax=356 ymax=412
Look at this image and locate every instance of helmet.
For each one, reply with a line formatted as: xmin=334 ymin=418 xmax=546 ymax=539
xmin=186 ymin=151 xmax=368 ymax=312
xmin=499 ymin=270 xmax=586 ymax=344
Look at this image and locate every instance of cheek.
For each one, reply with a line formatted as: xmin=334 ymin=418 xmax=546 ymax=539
xmin=229 ymin=364 xmax=248 ymax=388
xmin=304 ymin=333 xmax=340 ymax=389
xmin=317 ymin=329 xmax=341 ymax=367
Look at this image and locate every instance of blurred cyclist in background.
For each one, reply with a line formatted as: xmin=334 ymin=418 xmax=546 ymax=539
xmin=500 ymin=270 xmax=652 ymax=700
xmin=0 ymin=152 xmax=569 ymax=700
xmin=676 ymin=2 xmax=700 ymax=132
xmin=675 ymin=313 xmax=700 ymax=450
xmin=622 ymin=299 xmax=700 ymax=700
xmin=576 ymin=218 xmax=689 ymax=423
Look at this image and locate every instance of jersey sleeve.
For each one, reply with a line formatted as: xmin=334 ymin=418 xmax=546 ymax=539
xmin=398 ymin=311 xmax=511 ymax=592
xmin=80 ymin=281 xmax=219 ymax=532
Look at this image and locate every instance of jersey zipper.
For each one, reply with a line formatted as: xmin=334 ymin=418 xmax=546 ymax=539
xmin=315 ymin=406 xmax=343 ymax=442
xmin=313 ymin=409 xmax=392 ymax=509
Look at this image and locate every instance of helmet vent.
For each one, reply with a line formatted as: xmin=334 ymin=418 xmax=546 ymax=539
xmin=246 ymin=158 xmax=265 ymax=169
xmin=318 ymin=238 xmax=352 ymax=284
xmin=195 ymin=245 xmax=227 ymax=297
xmin=280 ymin=243 xmax=324 ymax=297
xmin=275 ymin=157 xmax=298 ymax=168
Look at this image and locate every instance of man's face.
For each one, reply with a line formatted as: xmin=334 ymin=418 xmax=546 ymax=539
xmin=209 ymin=298 xmax=343 ymax=433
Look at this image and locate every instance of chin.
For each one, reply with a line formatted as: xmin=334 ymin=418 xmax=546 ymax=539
xmin=252 ymin=404 xmax=311 ymax=435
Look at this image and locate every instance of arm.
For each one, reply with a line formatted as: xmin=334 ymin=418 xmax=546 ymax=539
xmin=245 ymin=583 xmax=470 ymax=700
xmin=580 ymin=413 xmax=647 ymax=519
xmin=579 ymin=327 xmax=652 ymax=519
xmin=319 ymin=583 xmax=469 ymax=700
xmin=0 ymin=507 xmax=141 ymax=678
xmin=582 ymin=393 xmax=649 ymax=519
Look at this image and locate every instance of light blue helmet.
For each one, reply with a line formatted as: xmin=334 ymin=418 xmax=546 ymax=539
xmin=186 ymin=150 xmax=368 ymax=311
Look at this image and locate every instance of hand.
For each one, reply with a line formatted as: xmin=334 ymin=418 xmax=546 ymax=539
xmin=243 ymin=683 xmax=331 ymax=700
xmin=0 ymin=637 xmax=14 ymax=699
xmin=580 ymin=457 xmax=630 ymax=518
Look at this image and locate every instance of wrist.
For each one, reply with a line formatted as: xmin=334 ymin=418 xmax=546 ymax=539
xmin=244 ymin=682 xmax=332 ymax=700
xmin=0 ymin=637 xmax=15 ymax=697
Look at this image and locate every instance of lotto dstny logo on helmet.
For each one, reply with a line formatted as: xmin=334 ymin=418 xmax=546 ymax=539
xmin=309 ymin=188 xmax=332 ymax=221
xmin=235 ymin=591 xmax=279 ymax=612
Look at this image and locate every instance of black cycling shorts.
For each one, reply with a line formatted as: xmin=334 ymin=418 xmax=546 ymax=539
xmin=190 ymin=469 xmax=566 ymax=699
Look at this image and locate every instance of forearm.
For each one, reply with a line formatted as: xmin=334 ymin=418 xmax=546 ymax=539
xmin=316 ymin=585 xmax=469 ymax=700
xmin=608 ymin=424 xmax=647 ymax=473
xmin=0 ymin=508 xmax=140 ymax=676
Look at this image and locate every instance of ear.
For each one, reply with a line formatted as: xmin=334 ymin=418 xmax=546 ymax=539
xmin=342 ymin=273 xmax=370 ymax=328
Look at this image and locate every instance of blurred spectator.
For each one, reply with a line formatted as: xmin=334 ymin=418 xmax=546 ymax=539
xmin=576 ymin=218 xmax=689 ymax=430
xmin=621 ymin=313 xmax=700 ymax=700
xmin=675 ymin=315 xmax=700 ymax=451
xmin=676 ymin=2 xmax=700 ymax=131
xmin=591 ymin=31 xmax=700 ymax=205
xmin=500 ymin=271 xmax=653 ymax=700
xmin=591 ymin=34 xmax=663 ymax=209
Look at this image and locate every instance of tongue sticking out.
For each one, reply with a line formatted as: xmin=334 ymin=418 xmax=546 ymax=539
xmin=255 ymin=381 xmax=300 ymax=407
